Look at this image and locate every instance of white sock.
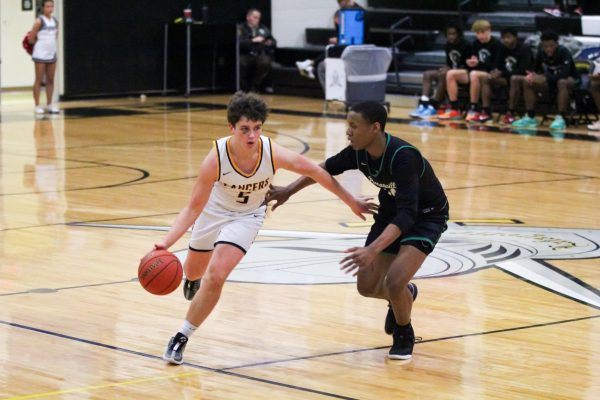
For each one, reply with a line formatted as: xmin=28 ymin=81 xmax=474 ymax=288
xmin=179 ymin=320 xmax=198 ymax=338
xmin=420 ymin=95 xmax=429 ymax=102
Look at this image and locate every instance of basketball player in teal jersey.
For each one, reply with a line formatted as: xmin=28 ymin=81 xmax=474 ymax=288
xmin=147 ymin=92 xmax=372 ymax=364
xmin=267 ymin=101 xmax=449 ymax=359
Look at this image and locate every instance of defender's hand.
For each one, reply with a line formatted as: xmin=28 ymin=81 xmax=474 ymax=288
xmin=266 ymin=184 xmax=291 ymax=211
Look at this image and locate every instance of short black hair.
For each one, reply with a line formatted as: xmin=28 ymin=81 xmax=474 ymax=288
xmin=541 ymin=30 xmax=559 ymax=42
xmin=246 ymin=8 xmax=260 ymax=16
xmin=501 ymin=27 xmax=518 ymax=38
xmin=351 ymin=101 xmax=387 ymax=132
xmin=227 ymin=91 xmax=269 ymax=125
xmin=446 ymin=21 xmax=463 ymax=37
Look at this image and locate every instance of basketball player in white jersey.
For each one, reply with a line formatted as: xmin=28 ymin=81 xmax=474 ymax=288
xmin=153 ymin=92 xmax=374 ymax=364
xmin=28 ymin=0 xmax=59 ymax=114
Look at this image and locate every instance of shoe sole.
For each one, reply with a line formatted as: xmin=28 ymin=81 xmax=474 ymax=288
xmin=162 ymin=353 xmax=183 ymax=365
xmin=388 ymin=353 xmax=413 ymax=360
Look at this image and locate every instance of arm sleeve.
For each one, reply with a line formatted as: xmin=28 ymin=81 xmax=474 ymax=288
xmin=238 ymin=26 xmax=253 ymax=52
xmin=389 ymin=149 xmax=422 ymax=234
xmin=324 ymin=146 xmax=358 ymax=176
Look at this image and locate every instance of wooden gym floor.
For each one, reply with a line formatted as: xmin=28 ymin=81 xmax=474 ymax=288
xmin=0 ymin=93 xmax=599 ymax=399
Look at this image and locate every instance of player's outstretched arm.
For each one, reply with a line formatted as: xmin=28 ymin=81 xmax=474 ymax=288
xmin=271 ymin=142 xmax=368 ymax=220
xmin=155 ymin=149 xmax=218 ymax=250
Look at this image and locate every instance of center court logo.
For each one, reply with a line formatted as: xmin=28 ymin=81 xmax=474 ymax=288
xmin=74 ymin=222 xmax=600 ymax=309
xmin=174 ymin=224 xmax=600 ymax=309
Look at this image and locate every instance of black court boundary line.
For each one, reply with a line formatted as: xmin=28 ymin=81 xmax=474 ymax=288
xmin=2 ymin=313 xmax=598 ymax=387
xmin=0 ymin=161 xmax=149 ymax=196
xmin=33 ymin=99 xmax=600 ymax=143
xmin=0 ymin=320 xmax=357 ymax=400
xmin=155 ymin=100 xmax=600 ymax=143
xmin=221 ymin=313 xmax=600 ymax=371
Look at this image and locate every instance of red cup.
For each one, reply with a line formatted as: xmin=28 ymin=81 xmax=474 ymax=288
xmin=184 ymin=8 xmax=192 ymax=23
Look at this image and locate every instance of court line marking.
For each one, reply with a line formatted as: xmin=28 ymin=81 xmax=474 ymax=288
xmin=1 ymin=314 xmax=599 ymax=397
xmin=221 ymin=313 xmax=600 ymax=371
xmin=3 ymin=371 xmax=204 ymax=400
xmin=0 ymin=320 xmax=358 ymax=400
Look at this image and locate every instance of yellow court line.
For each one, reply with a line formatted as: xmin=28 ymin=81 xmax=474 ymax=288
xmin=5 ymin=371 xmax=204 ymax=399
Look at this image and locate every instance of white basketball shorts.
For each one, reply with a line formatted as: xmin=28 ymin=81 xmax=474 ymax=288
xmin=188 ymin=204 xmax=266 ymax=254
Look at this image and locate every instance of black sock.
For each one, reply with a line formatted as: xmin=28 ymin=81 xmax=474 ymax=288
xmin=483 ymin=107 xmax=491 ymax=115
xmin=526 ymin=110 xmax=535 ymax=118
xmin=469 ymin=103 xmax=478 ymax=111
xmin=450 ymin=101 xmax=459 ymax=110
xmin=429 ymin=99 xmax=439 ymax=109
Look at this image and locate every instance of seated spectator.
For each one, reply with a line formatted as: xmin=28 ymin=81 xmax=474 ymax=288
xmin=409 ymin=22 xmax=470 ymax=119
xmin=295 ymin=0 xmax=364 ymax=89
xmin=512 ymin=30 xmax=580 ymax=130
xmin=439 ymin=19 xmax=500 ymax=121
xmin=587 ymin=69 xmax=600 ymax=131
xmin=239 ymin=8 xmax=276 ymax=93
xmin=481 ymin=28 xmax=533 ymax=125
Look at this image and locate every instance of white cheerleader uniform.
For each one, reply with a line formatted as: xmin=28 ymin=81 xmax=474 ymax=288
xmin=32 ymin=15 xmax=58 ymax=63
xmin=189 ymin=136 xmax=275 ymax=253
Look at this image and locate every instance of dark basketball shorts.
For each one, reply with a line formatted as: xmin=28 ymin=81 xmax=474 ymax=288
xmin=365 ymin=213 xmax=448 ymax=256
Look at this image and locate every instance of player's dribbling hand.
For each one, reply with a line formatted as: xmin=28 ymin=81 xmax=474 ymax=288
xmin=340 ymin=246 xmax=377 ymax=276
xmin=140 ymin=243 xmax=167 ymax=265
xmin=265 ymin=184 xmax=290 ymax=211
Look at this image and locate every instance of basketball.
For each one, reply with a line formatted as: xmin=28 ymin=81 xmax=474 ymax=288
xmin=138 ymin=250 xmax=183 ymax=295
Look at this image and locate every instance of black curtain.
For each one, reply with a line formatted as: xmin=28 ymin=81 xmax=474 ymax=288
xmin=63 ymin=0 xmax=270 ymax=98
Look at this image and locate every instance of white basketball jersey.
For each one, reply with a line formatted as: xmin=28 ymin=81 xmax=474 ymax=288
xmin=32 ymin=16 xmax=58 ymax=62
xmin=207 ymin=136 xmax=275 ymax=213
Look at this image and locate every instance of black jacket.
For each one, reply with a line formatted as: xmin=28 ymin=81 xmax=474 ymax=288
xmin=239 ymin=23 xmax=276 ymax=56
xmin=533 ymin=45 xmax=579 ymax=87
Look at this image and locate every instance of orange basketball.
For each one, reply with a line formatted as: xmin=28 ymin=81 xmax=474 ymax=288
xmin=138 ymin=250 xmax=183 ymax=295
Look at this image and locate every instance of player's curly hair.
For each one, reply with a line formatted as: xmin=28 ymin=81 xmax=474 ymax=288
xmin=227 ymin=91 xmax=269 ymax=125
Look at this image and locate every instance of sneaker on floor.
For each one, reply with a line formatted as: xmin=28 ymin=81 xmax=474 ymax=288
xmin=35 ymin=106 xmax=45 ymax=114
xmin=384 ymin=283 xmax=419 ymax=335
xmin=500 ymin=112 xmax=516 ymax=125
xmin=389 ymin=323 xmax=415 ymax=360
xmin=183 ymin=278 xmax=201 ymax=301
xmin=587 ymin=120 xmax=600 ymax=131
xmin=295 ymin=60 xmax=315 ymax=79
xmin=549 ymin=115 xmax=566 ymax=130
xmin=47 ymin=104 xmax=60 ymax=114
xmin=163 ymin=332 xmax=188 ymax=365
xmin=478 ymin=111 xmax=492 ymax=123
xmin=465 ymin=111 xmax=480 ymax=122
xmin=409 ymin=104 xmax=426 ymax=118
xmin=543 ymin=7 xmax=562 ymax=17
xmin=418 ymin=105 xmax=438 ymax=119
xmin=438 ymin=109 xmax=462 ymax=120
xmin=512 ymin=116 xmax=538 ymax=128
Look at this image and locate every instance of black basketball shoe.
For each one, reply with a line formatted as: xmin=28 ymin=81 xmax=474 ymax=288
xmin=384 ymin=282 xmax=418 ymax=335
xmin=183 ymin=278 xmax=201 ymax=300
xmin=163 ymin=332 xmax=188 ymax=365
xmin=388 ymin=322 xmax=415 ymax=360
